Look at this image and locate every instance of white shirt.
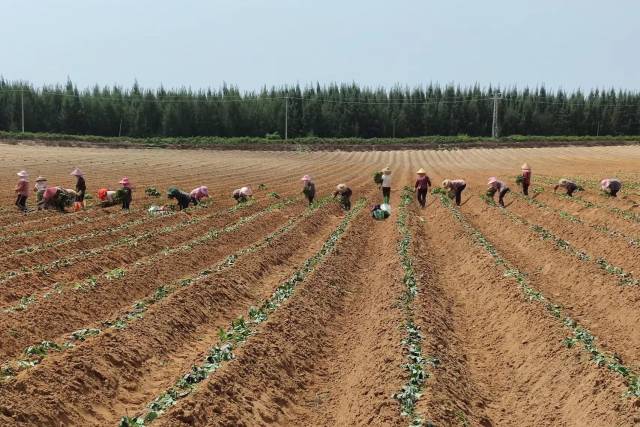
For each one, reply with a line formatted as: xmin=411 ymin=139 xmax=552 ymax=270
xmin=381 ymin=174 xmax=392 ymax=187
xmin=35 ymin=182 xmax=48 ymax=191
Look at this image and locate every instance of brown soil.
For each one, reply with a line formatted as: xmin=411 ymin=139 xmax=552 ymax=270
xmin=2 ymin=144 xmax=640 ymax=426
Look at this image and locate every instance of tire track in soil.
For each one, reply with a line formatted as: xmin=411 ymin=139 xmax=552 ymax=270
xmin=411 ymin=198 xmax=637 ymax=426
xmin=461 ymin=196 xmax=640 ymax=371
xmin=151 ymin=199 xmax=405 ymax=427
xmin=0 ymin=199 xmax=346 ymax=426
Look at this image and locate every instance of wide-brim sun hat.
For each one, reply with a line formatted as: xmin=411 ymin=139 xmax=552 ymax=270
xmin=16 ymin=170 xmax=29 ymax=177
xmin=442 ymin=179 xmax=450 ymax=187
xmin=35 ymin=176 xmax=47 ymax=182
xmin=416 ymin=168 xmax=426 ymax=175
xmin=119 ymin=177 xmax=131 ymax=185
xmin=488 ymin=177 xmax=498 ymax=185
xmin=521 ymin=163 xmax=531 ymax=170
xmin=301 ymin=175 xmax=311 ymax=181
xmin=70 ymin=168 xmax=84 ymax=177
xmin=336 ymin=183 xmax=347 ymax=191
xmin=200 ymin=186 xmax=209 ymax=196
xmin=382 ymin=167 xmax=391 ymax=174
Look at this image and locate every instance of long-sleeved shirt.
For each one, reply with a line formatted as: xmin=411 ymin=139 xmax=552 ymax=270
xmin=601 ymin=178 xmax=621 ymax=192
xmin=303 ymin=182 xmax=316 ymax=197
xmin=448 ymin=179 xmax=466 ymax=191
xmin=415 ymin=176 xmax=432 ymax=190
xmin=489 ymin=180 xmax=509 ymax=192
xmin=333 ymin=188 xmax=352 ymax=198
xmin=381 ymin=174 xmax=392 ymax=188
xmin=558 ymin=179 xmax=578 ymax=192
xmin=190 ymin=186 xmax=208 ymax=201
xmin=522 ymin=170 xmax=532 ymax=185
xmin=76 ymin=177 xmax=86 ymax=194
xmin=34 ymin=181 xmax=48 ymax=192
xmin=15 ymin=179 xmax=29 ymax=197
xmin=120 ymin=187 xmax=132 ymax=203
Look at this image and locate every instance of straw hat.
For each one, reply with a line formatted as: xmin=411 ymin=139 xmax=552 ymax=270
xmin=521 ymin=163 xmax=531 ymax=171
xmin=16 ymin=170 xmax=29 ymax=178
xmin=558 ymin=178 xmax=569 ymax=185
xmin=70 ymin=168 xmax=84 ymax=177
xmin=442 ymin=179 xmax=451 ymax=188
xmin=35 ymin=176 xmax=47 ymax=182
xmin=382 ymin=167 xmax=392 ymax=174
xmin=488 ymin=177 xmax=498 ymax=185
xmin=119 ymin=177 xmax=131 ymax=186
xmin=336 ymin=183 xmax=347 ymax=191
xmin=301 ymin=175 xmax=311 ymax=181
xmin=416 ymin=168 xmax=427 ymax=175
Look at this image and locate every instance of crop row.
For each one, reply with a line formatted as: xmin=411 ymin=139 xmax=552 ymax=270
xmin=2 ymin=198 xmax=296 ymax=314
xmin=119 ymin=198 xmax=367 ymax=426
xmin=436 ymin=192 xmax=640 ymax=397
xmin=513 ymin=190 xmax=640 ymax=247
xmin=533 ymin=176 xmax=640 ymax=224
xmin=480 ymin=195 xmax=639 ymax=286
xmin=0 ymin=197 xmax=332 ymax=381
xmin=0 ymin=210 xmax=124 ymax=245
xmin=0 ymin=199 xmax=262 ymax=284
xmin=393 ymin=187 xmax=438 ymax=427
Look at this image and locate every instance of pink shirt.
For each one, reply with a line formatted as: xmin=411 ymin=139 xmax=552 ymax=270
xmin=15 ymin=179 xmax=29 ymax=197
xmin=190 ymin=186 xmax=208 ymax=200
xmin=489 ymin=180 xmax=508 ymax=192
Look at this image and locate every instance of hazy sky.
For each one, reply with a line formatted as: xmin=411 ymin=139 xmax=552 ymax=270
xmin=2 ymin=0 xmax=639 ymax=92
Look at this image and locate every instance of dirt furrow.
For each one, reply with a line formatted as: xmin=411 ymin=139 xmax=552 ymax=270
xmin=462 ymin=196 xmax=640 ymax=369
xmin=411 ymin=197 xmax=636 ymax=426
xmin=0 ymin=199 xmax=345 ymax=426
xmin=148 ymin=200 xmax=405 ymax=427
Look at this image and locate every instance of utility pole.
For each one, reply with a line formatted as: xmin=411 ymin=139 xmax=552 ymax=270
xmin=491 ymin=92 xmax=502 ymax=139
xmin=21 ymin=89 xmax=25 ymax=133
xmin=284 ymin=97 xmax=288 ymax=140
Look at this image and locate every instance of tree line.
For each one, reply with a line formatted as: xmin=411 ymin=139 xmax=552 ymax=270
xmin=1 ymin=79 xmax=639 ymax=138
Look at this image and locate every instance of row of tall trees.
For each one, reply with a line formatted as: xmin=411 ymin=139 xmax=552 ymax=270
xmin=1 ymin=79 xmax=639 ymax=138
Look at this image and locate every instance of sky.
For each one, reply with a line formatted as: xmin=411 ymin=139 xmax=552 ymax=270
xmin=1 ymin=0 xmax=639 ymax=93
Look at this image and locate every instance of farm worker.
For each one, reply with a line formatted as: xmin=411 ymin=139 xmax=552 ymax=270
xmin=414 ymin=168 xmax=432 ymax=208
xmin=520 ymin=163 xmax=532 ymax=196
xmin=600 ymin=178 xmax=622 ymax=197
xmin=442 ymin=179 xmax=467 ymax=207
xmin=371 ymin=203 xmax=390 ymax=220
xmin=167 ymin=187 xmax=191 ymax=210
xmin=119 ymin=177 xmax=133 ymax=210
xmin=97 ymin=188 xmax=118 ymax=207
xmin=189 ymin=186 xmax=209 ymax=206
xmin=14 ymin=170 xmax=29 ymax=212
xmin=554 ymin=179 xmax=579 ymax=197
xmin=232 ymin=186 xmax=253 ymax=204
xmin=381 ymin=167 xmax=392 ymax=204
xmin=301 ymin=175 xmax=316 ymax=205
xmin=33 ymin=176 xmax=48 ymax=210
xmin=488 ymin=177 xmax=510 ymax=207
xmin=43 ymin=187 xmax=74 ymax=212
xmin=70 ymin=168 xmax=86 ymax=212
xmin=333 ymin=183 xmax=352 ymax=211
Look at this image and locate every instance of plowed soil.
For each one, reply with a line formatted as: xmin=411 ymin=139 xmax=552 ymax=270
xmin=1 ymin=143 xmax=640 ymax=426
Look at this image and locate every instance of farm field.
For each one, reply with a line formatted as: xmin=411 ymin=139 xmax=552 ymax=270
xmin=1 ymin=143 xmax=640 ymax=426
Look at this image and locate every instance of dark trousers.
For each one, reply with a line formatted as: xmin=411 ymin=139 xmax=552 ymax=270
xmin=15 ymin=195 xmax=27 ymax=211
xmin=306 ymin=194 xmax=314 ymax=205
xmin=416 ymin=188 xmax=428 ymax=208
xmin=499 ymin=188 xmax=510 ymax=207
xmin=610 ymin=189 xmax=619 ymax=197
xmin=122 ymin=199 xmax=131 ymax=210
xmin=190 ymin=196 xmax=199 ymax=206
xmin=382 ymin=187 xmax=391 ymax=202
xmin=455 ymin=184 xmax=466 ymax=206
xmin=567 ymin=188 xmax=575 ymax=197
xmin=340 ymin=196 xmax=351 ymax=211
xmin=522 ymin=182 xmax=530 ymax=196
